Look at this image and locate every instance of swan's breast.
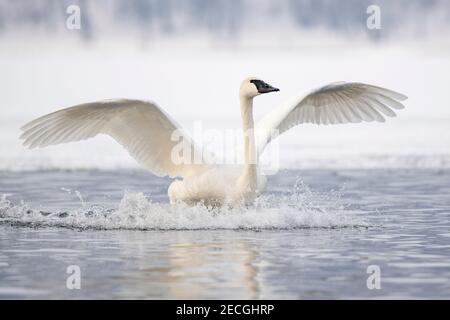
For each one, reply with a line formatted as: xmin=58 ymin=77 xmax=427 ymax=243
xmin=168 ymin=166 xmax=267 ymax=205
xmin=167 ymin=167 xmax=238 ymax=204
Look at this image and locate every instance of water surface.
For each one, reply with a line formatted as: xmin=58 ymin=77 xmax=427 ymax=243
xmin=1 ymin=169 xmax=449 ymax=299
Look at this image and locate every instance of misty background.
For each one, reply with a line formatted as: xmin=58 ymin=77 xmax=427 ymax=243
xmin=0 ymin=0 xmax=449 ymax=171
xmin=1 ymin=0 xmax=450 ymax=41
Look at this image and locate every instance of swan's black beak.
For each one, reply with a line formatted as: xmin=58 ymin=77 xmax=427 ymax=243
xmin=260 ymin=85 xmax=280 ymax=94
xmin=250 ymin=79 xmax=280 ymax=94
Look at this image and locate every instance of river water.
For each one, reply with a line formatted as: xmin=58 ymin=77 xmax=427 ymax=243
xmin=0 ymin=169 xmax=449 ymax=299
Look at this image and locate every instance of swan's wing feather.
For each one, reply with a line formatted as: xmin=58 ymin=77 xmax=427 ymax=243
xmin=20 ymin=99 xmax=207 ymax=178
xmin=256 ymin=82 xmax=407 ymax=154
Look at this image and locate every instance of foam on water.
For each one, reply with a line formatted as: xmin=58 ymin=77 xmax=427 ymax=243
xmin=0 ymin=180 xmax=366 ymax=231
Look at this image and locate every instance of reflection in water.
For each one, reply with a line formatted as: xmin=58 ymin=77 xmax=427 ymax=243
xmin=165 ymin=241 xmax=259 ymax=299
xmin=113 ymin=232 xmax=261 ymax=299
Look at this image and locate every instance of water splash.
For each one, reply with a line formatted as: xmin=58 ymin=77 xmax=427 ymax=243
xmin=0 ymin=181 xmax=367 ymax=231
xmin=60 ymin=188 xmax=87 ymax=208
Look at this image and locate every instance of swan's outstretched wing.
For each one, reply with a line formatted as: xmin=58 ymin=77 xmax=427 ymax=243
xmin=20 ymin=99 xmax=208 ymax=178
xmin=256 ymin=82 xmax=407 ymax=154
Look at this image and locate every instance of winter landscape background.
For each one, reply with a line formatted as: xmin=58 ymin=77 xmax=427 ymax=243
xmin=0 ymin=0 xmax=449 ymax=171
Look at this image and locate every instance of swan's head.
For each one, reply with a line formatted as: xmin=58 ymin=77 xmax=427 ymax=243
xmin=240 ymin=77 xmax=279 ymax=98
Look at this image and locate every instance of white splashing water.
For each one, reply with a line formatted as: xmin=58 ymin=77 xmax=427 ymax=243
xmin=0 ymin=181 xmax=366 ymax=231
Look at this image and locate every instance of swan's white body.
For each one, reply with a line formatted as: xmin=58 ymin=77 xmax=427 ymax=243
xmin=20 ymin=78 xmax=407 ymax=205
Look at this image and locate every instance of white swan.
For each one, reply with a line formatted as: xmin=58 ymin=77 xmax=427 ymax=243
xmin=20 ymin=77 xmax=407 ymax=205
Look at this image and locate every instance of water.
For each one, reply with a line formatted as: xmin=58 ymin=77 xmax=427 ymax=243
xmin=0 ymin=169 xmax=450 ymax=299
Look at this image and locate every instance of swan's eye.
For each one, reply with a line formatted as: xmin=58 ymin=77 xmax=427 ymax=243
xmin=250 ymin=79 xmax=265 ymax=90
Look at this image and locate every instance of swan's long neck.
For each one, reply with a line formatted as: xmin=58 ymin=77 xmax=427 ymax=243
xmin=239 ymin=95 xmax=257 ymax=191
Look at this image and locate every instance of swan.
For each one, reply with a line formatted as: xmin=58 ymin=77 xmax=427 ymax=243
xmin=20 ymin=77 xmax=407 ymax=206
